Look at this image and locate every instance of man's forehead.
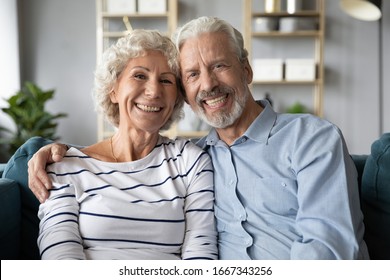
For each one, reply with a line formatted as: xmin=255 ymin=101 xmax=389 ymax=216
xmin=180 ymin=33 xmax=230 ymax=55
xmin=180 ymin=31 xmax=228 ymax=47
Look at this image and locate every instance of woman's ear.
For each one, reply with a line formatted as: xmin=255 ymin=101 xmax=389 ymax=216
xmin=110 ymin=90 xmax=118 ymax=103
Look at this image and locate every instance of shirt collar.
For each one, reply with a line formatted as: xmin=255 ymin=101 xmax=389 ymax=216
xmin=199 ymin=99 xmax=277 ymax=148
xmin=245 ymin=100 xmax=277 ymax=144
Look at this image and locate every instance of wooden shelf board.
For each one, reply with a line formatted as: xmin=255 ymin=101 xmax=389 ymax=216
xmin=252 ymin=31 xmax=320 ymax=37
xmin=102 ymin=12 xmax=169 ymax=18
xmin=252 ymin=11 xmax=320 ymax=18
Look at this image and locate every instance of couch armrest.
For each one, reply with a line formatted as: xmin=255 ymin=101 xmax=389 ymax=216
xmin=2 ymin=136 xmax=54 ymax=259
xmin=0 ymin=178 xmax=21 ymax=259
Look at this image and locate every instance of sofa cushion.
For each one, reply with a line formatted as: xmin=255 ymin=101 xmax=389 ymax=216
xmin=0 ymin=178 xmax=21 ymax=259
xmin=2 ymin=136 xmax=54 ymax=259
xmin=361 ymin=133 xmax=390 ymax=259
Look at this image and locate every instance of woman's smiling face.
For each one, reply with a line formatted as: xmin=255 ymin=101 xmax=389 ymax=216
xmin=111 ymin=50 xmax=178 ymax=134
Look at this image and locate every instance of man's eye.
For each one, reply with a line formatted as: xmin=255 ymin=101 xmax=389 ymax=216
xmin=187 ymin=72 xmax=198 ymax=80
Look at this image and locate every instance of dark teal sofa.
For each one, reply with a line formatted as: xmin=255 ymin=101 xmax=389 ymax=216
xmin=1 ymin=134 xmax=390 ymax=260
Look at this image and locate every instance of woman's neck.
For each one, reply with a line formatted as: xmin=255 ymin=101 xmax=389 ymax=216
xmin=110 ymin=130 xmax=160 ymax=162
xmin=81 ymin=130 xmax=160 ymax=163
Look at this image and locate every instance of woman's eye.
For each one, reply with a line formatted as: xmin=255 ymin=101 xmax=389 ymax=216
xmin=134 ymin=74 xmax=147 ymax=80
xmin=161 ymin=79 xmax=173 ymax=84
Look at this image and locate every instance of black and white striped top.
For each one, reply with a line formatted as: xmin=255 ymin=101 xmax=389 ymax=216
xmin=38 ymin=136 xmax=217 ymax=260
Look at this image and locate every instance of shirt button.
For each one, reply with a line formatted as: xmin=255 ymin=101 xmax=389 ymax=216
xmin=238 ymin=213 xmax=247 ymax=221
xmin=281 ymin=182 xmax=287 ymax=187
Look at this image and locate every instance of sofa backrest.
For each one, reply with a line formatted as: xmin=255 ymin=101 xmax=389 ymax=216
xmin=360 ymin=133 xmax=390 ymax=259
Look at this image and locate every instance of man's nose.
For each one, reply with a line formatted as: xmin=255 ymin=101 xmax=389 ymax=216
xmin=200 ymin=70 xmax=219 ymax=92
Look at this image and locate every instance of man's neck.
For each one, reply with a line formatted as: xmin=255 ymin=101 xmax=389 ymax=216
xmin=216 ymin=100 xmax=263 ymax=146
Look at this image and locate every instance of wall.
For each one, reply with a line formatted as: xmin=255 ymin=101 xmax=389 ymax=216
xmin=382 ymin=1 xmax=390 ymax=139
xmin=0 ymin=0 xmax=21 ymax=161
xmin=15 ymin=0 xmax=389 ymax=154
xmin=324 ymin=1 xmax=389 ymax=154
xmin=18 ymin=0 xmax=97 ymax=146
xmin=0 ymin=0 xmax=20 ymax=103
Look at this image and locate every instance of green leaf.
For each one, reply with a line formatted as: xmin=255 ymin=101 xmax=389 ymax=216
xmin=0 ymin=81 xmax=67 ymax=156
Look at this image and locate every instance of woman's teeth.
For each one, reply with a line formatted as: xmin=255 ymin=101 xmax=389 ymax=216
xmin=137 ymin=104 xmax=161 ymax=112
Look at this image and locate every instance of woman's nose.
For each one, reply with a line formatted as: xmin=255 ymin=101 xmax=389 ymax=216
xmin=145 ymin=79 xmax=161 ymax=98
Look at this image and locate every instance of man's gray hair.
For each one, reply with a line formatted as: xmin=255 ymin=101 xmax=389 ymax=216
xmin=173 ymin=16 xmax=248 ymax=62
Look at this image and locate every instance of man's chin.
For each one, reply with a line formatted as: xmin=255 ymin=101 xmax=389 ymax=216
xmin=202 ymin=115 xmax=234 ymax=129
xmin=192 ymin=107 xmax=232 ymax=128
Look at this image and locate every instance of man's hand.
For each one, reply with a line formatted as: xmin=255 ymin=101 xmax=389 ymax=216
xmin=28 ymin=143 xmax=68 ymax=203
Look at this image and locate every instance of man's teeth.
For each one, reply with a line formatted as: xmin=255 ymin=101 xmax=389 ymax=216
xmin=205 ymin=95 xmax=227 ymax=107
xmin=137 ymin=104 xmax=161 ymax=112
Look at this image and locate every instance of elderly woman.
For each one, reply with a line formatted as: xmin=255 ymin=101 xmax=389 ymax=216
xmin=37 ymin=29 xmax=217 ymax=260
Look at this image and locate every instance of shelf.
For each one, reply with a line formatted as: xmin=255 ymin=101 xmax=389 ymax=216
xmin=252 ymin=11 xmax=320 ymax=18
xmin=102 ymin=12 xmax=170 ymax=18
xmin=243 ymin=0 xmax=325 ymax=117
xmin=252 ymin=80 xmax=321 ymax=85
xmin=102 ymin=31 xmax=129 ymax=38
xmin=161 ymin=124 xmax=209 ymax=140
xmin=176 ymin=131 xmax=209 ymax=139
xmin=252 ymin=31 xmax=320 ymax=37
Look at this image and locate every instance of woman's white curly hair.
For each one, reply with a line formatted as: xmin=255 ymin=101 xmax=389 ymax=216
xmin=94 ymin=29 xmax=184 ymax=131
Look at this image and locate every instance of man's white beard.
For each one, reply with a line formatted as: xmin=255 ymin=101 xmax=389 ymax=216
xmin=195 ymin=87 xmax=247 ymax=129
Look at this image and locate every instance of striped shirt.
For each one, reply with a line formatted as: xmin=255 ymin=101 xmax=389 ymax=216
xmin=38 ymin=136 xmax=217 ymax=260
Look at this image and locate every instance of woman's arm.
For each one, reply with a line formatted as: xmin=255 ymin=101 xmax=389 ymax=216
xmin=38 ymin=179 xmax=86 ymax=259
xmin=181 ymin=149 xmax=218 ymax=260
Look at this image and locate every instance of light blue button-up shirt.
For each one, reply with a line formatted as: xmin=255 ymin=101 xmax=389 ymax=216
xmin=197 ymin=100 xmax=369 ymax=259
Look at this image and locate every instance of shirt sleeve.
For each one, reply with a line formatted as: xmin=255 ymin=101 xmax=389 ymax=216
xmin=37 ymin=181 xmax=86 ymax=260
xmin=290 ymin=122 xmax=366 ymax=259
xmin=180 ymin=147 xmax=218 ymax=260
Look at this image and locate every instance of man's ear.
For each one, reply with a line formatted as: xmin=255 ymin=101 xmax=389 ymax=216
xmin=178 ymin=81 xmax=189 ymax=104
xmin=243 ymin=58 xmax=253 ymax=84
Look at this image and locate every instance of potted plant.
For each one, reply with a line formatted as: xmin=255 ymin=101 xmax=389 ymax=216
xmin=286 ymin=102 xmax=309 ymax=114
xmin=0 ymin=81 xmax=67 ymax=158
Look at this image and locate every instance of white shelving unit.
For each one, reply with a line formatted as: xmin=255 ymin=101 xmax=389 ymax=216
xmin=243 ymin=0 xmax=325 ymax=116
